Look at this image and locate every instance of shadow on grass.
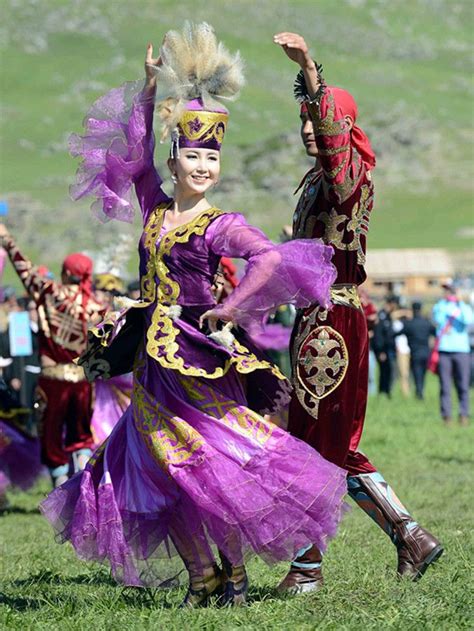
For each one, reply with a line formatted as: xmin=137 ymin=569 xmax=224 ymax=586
xmin=1 ymin=505 xmax=40 ymax=515
xmin=12 ymin=569 xmax=116 ymax=588
xmin=430 ymin=455 xmax=474 ymax=466
xmin=0 ymin=593 xmax=42 ymax=612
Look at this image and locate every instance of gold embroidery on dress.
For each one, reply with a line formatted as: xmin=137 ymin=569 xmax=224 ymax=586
xmin=141 ymin=203 xmax=168 ymax=302
xmin=179 ymin=376 xmax=274 ymax=446
xmin=133 ymin=377 xmax=205 ymax=470
xmin=143 ymin=207 xmax=286 ymax=380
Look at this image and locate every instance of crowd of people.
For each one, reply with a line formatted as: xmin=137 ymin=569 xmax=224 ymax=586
xmin=1 ymin=22 xmax=470 ymax=608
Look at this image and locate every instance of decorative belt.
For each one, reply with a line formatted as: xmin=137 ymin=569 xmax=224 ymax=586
xmin=330 ymin=284 xmax=362 ymax=311
xmin=42 ymin=363 xmax=86 ymax=383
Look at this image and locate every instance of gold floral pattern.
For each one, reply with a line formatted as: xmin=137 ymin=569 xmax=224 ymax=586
xmin=141 ymin=206 xmax=286 ymax=381
xmin=292 ymin=311 xmax=349 ymax=420
xmin=331 ymin=284 xmax=362 ymax=311
xmin=133 ymin=378 xmax=205 ymax=470
xmin=178 ymin=111 xmax=228 ymax=144
xmin=179 ymin=376 xmax=274 ymax=446
xmin=317 ymin=184 xmax=372 ymax=264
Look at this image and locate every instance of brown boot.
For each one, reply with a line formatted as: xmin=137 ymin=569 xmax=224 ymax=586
xmin=396 ymin=523 xmax=444 ymax=580
xmin=459 ymin=415 xmax=469 ymax=427
xmin=276 ymin=545 xmax=323 ymax=595
xmin=442 ymin=416 xmax=453 ymax=426
xmin=180 ymin=563 xmax=223 ymax=608
xmin=355 ymin=474 xmax=443 ymax=580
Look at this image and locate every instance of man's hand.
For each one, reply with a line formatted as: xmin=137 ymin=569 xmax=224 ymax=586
xmin=273 ymin=32 xmax=320 ymax=98
xmin=144 ymin=42 xmax=162 ymax=89
xmin=273 ymin=32 xmax=314 ymax=70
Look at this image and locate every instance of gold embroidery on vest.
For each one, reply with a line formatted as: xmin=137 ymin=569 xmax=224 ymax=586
xmin=142 ymin=208 xmax=286 ymax=380
xmin=318 ymin=184 xmax=372 ymax=262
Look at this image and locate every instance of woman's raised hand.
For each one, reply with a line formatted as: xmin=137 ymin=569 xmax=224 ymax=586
xmin=144 ymin=43 xmax=161 ymax=88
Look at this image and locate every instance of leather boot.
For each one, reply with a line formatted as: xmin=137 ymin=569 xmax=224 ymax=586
xmin=219 ymin=552 xmax=248 ymax=606
xmin=459 ymin=415 xmax=469 ymax=427
xmin=180 ymin=563 xmax=223 ymax=608
xmin=276 ymin=545 xmax=323 ymax=594
xmin=354 ymin=473 xmax=443 ymax=580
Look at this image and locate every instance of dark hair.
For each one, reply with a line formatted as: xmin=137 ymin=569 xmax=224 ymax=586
xmin=127 ymin=280 xmax=140 ymax=293
xmin=385 ymin=295 xmax=399 ymax=306
xmin=67 ymin=274 xmax=82 ymax=285
xmin=17 ymin=296 xmax=30 ymax=310
xmin=412 ymin=301 xmax=422 ymax=312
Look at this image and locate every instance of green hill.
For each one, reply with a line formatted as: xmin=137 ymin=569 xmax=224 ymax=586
xmin=0 ymin=0 xmax=472 ymax=280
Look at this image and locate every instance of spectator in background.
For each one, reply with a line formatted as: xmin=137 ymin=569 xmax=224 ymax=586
xmin=1 ymin=297 xmax=41 ymax=432
xmin=392 ymin=304 xmax=411 ymax=398
xmin=373 ymin=295 xmax=398 ymax=398
xmin=400 ymin=302 xmax=435 ymax=400
xmin=433 ymin=283 xmax=473 ymax=426
xmin=359 ymin=288 xmax=378 ymax=396
xmin=127 ymin=279 xmax=141 ymax=301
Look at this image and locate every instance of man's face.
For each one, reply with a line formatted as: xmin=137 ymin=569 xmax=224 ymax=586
xmin=300 ymin=113 xmax=318 ymax=157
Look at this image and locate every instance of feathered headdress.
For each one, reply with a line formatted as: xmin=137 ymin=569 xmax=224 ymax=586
xmin=152 ymin=22 xmax=245 ymax=155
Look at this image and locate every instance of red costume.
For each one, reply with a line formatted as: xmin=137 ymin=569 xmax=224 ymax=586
xmin=1 ymin=237 xmax=105 ymax=472
xmin=278 ymin=64 xmax=442 ymax=592
xmin=289 ymin=84 xmax=376 ymax=475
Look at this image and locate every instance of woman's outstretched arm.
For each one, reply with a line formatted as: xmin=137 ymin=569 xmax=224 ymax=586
xmin=69 ymin=43 xmax=171 ymax=225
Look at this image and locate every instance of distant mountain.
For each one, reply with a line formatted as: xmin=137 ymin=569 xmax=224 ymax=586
xmin=0 ymin=0 xmax=472 ymax=281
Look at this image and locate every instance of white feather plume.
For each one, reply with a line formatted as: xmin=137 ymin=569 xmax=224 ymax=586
xmin=155 ymin=22 xmax=245 ymax=140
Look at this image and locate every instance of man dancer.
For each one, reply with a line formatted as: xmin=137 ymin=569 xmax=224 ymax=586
xmin=273 ymin=33 xmax=442 ymax=591
xmin=0 ymin=224 xmax=105 ymax=487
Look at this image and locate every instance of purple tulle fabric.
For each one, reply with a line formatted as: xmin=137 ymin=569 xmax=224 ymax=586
xmin=250 ymin=323 xmax=292 ymax=351
xmin=41 ymin=353 xmax=348 ymax=587
xmin=69 ymin=80 xmax=160 ymax=223
xmin=206 ymin=213 xmax=336 ymax=335
xmin=90 ymin=375 xmax=132 ymax=447
xmin=0 ymin=420 xmax=42 ymax=491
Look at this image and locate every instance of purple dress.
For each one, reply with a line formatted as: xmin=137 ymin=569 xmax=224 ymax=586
xmin=0 ymin=418 xmax=42 ymax=493
xmin=40 ymin=81 xmax=347 ymax=587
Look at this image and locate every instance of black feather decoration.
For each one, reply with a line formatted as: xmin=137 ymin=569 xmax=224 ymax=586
xmin=293 ymin=61 xmax=324 ymax=103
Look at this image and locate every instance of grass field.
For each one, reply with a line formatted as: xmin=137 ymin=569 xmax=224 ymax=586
xmin=0 ymin=0 xmax=472 ymax=284
xmin=1 ymin=378 xmax=472 ymax=630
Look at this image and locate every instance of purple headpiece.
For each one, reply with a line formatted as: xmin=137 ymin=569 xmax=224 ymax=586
xmin=171 ymin=98 xmax=229 ymax=158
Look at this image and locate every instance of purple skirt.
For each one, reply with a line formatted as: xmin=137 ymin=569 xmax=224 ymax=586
xmin=0 ymin=419 xmax=42 ymax=491
xmin=40 ymin=349 xmax=347 ymax=586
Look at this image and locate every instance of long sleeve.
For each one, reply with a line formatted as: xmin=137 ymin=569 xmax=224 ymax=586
xmin=1 ymin=235 xmax=54 ymax=302
xmin=69 ymin=80 xmax=170 ymax=225
xmin=307 ymin=87 xmax=363 ymax=205
xmin=205 ymin=213 xmax=336 ymax=334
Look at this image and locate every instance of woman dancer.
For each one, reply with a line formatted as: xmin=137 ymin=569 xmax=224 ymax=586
xmin=41 ymin=23 xmax=347 ymax=606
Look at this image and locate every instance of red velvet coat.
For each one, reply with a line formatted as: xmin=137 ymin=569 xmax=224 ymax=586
xmin=289 ymin=87 xmax=377 ymax=475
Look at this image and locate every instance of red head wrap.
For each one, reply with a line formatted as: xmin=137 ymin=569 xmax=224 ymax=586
xmin=300 ymin=86 xmax=376 ymax=170
xmin=62 ymin=253 xmax=93 ymax=312
xmin=220 ymin=257 xmax=239 ymax=289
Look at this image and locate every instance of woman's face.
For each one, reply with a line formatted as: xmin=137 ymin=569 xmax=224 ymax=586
xmin=172 ymin=148 xmax=220 ymax=195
